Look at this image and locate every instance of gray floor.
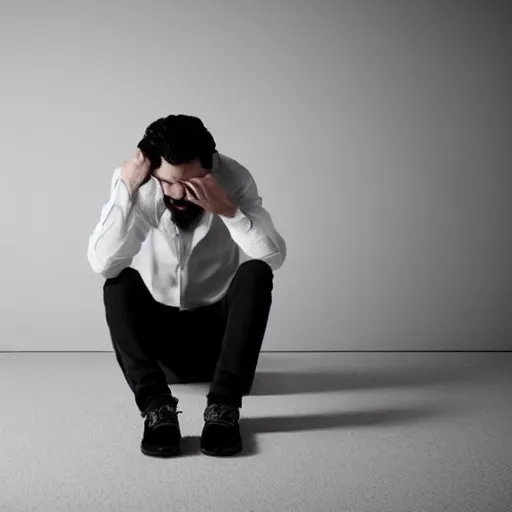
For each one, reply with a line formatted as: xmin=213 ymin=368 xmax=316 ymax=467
xmin=0 ymin=352 xmax=510 ymax=512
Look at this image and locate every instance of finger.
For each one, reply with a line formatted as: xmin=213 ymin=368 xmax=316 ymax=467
xmin=182 ymin=185 xmax=199 ymax=205
xmin=184 ymin=181 xmax=203 ymax=201
xmin=189 ymin=176 xmax=208 ymax=186
xmin=186 ymin=192 xmax=199 ymax=205
xmin=192 ymin=175 xmax=214 ymax=190
xmin=190 ymin=177 xmax=211 ymax=197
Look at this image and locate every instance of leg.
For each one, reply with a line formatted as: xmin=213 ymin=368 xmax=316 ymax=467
xmin=103 ymin=267 xmax=181 ymax=415
xmin=172 ymin=300 xmax=226 ymax=382
xmin=207 ymin=259 xmax=274 ymax=408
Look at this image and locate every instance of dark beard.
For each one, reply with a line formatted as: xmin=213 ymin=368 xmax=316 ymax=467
xmin=163 ymin=196 xmax=204 ymax=231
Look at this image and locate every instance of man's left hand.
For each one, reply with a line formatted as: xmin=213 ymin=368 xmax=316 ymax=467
xmin=182 ymin=174 xmax=238 ymax=218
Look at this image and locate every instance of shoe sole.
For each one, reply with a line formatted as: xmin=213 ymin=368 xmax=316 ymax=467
xmin=200 ymin=443 xmax=242 ymax=457
xmin=141 ymin=443 xmax=181 ymax=457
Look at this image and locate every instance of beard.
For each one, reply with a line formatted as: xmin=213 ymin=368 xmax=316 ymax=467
xmin=164 ymin=196 xmax=204 ymax=231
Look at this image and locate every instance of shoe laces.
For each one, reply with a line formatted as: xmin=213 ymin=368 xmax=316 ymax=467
xmin=145 ymin=404 xmax=183 ymax=429
xmin=204 ymin=404 xmax=239 ymax=427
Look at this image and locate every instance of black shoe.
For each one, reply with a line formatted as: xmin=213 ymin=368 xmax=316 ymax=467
xmin=200 ymin=403 xmax=242 ymax=456
xmin=140 ymin=396 xmax=183 ymax=457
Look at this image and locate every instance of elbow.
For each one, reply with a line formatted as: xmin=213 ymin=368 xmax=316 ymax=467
xmin=87 ymin=243 xmax=106 ymax=275
xmin=90 ymin=261 xmax=123 ymax=280
xmin=274 ymin=234 xmax=287 ymax=269
xmin=261 ymin=236 xmax=287 ymax=271
xmin=87 ymin=248 xmax=122 ymax=279
xmin=88 ymin=258 xmax=112 ymax=279
xmin=263 ymin=252 xmax=284 ymax=271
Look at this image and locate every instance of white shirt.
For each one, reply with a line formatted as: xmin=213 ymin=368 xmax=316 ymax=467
xmin=87 ymin=152 xmax=286 ymax=310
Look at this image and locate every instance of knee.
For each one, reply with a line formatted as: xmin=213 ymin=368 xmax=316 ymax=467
xmin=237 ymin=259 xmax=274 ymax=281
xmin=104 ymin=267 xmax=137 ymax=284
xmin=103 ymin=267 xmax=141 ymax=299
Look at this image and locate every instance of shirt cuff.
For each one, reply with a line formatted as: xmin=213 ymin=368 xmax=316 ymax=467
xmin=219 ymin=207 xmax=252 ymax=231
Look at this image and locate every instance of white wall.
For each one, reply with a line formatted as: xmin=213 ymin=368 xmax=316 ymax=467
xmin=0 ymin=0 xmax=510 ymax=351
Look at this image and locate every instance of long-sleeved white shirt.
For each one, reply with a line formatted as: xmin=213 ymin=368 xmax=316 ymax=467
xmin=87 ymin=151 xmax=286 ymax=310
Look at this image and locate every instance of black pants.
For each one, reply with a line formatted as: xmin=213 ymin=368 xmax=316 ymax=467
xmin=103 ymin=259 xmax=273 ymax=415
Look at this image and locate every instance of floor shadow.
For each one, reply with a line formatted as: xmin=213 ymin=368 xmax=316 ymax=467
xmin=160 ymin=358 xmax=502 ymax=395
xmin=177 ymin=403 xmax=451 ymax=457
xmin=155 ymin=359 xmax=505 ymax=457
xmin=249 ymin=363 xmax=495 ymax=396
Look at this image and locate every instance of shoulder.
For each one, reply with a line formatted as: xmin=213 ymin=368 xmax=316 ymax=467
xmin=215 ymin=152 xmax=250 ymax=173
xmin=214 ymin=152 xmax=254 ymax=189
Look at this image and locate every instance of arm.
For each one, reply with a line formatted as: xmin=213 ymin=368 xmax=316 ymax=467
xmin=218 ymin=166 xmax=287 ymax=271
xmin=87 ymin=167 xmax=153 ymax=278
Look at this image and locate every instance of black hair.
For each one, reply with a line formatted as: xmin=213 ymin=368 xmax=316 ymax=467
xmin=137 ymin=114 xmax=217 ymax=174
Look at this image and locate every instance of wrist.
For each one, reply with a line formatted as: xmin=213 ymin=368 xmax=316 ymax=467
xmin=222 ymin=206 xmax=238 ymax=218
xmin=120 ymin=175 xmax=138 ymax=196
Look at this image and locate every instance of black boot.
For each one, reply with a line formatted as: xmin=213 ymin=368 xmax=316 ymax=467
xmin=140 ymin=395 xmax=183 ymax=457
xmin=200 ymin=403 xmax=242 ymax=456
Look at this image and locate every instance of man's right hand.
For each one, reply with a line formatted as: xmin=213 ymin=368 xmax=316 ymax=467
xmin=120 ymin=149 xmax=152 ymax=195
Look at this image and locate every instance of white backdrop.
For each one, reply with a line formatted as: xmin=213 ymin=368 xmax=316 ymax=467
xmin=0 ymin=0 xmax=510 ymax=351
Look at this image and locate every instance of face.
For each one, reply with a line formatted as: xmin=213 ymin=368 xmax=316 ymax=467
xmin=152 ymin=157 xmax=209 ymax=230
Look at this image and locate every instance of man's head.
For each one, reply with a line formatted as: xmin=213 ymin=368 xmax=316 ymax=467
xmin=137 ymin=114 xmax=217 ymax=230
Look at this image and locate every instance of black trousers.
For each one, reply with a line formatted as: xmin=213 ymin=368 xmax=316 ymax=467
xmin=103 ymin=259 xmax=273 ymax=415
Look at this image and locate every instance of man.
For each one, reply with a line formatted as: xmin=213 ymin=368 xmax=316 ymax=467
xmin=87 ymin=114 xmax=286 ymax=457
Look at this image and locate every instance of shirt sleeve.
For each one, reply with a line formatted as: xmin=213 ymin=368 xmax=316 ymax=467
xmin=219 ymin=165 xmax=287 ymax=271
xmin=87 ymin=168 xmax=153 ymax=278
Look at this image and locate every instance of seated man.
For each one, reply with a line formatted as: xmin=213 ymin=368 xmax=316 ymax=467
xmin=87 ymin=114 xmax=286 ymax=457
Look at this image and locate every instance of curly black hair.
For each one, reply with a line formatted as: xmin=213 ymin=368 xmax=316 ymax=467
xmin=137 ymin=114 xmax=217 ymax=173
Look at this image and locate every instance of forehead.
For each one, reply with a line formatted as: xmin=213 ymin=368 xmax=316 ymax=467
xmin=153 ymin=158 xmax=204 ymax=183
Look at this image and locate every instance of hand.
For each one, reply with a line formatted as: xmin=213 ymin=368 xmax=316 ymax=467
xmin=120 ymin=149 xmax=151 ymax=194
xmin=182 ymin=174 xmax=238 ymax=217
